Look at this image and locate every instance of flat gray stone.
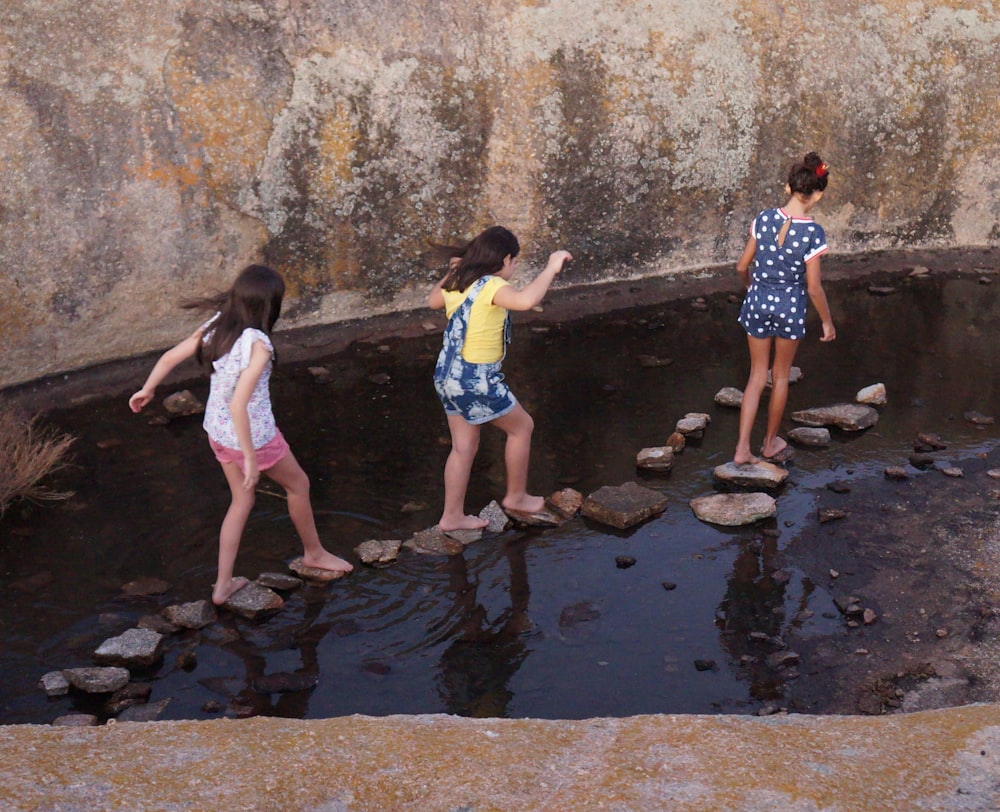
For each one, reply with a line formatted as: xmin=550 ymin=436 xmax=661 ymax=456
xmin=479 ymin=500 xmax=512 ymax=532
xmin=404 ymin=528 xmax=465 ymax=556
xmin=767 ymin=366 xmax=803 ymax=386
xmin=62 ymin=667 xmax=130 ymax=694
xmin=355 ymin=538 xmax=403 ymax=566
xmin=162 ymin=600 xmax=217 ymax=629
xmin=93 ymin=628 xmax=164 ymax=669
xmin=288 ymin=557 xmax=351 ymax=583
xmin=856 ymin=383 xmax=887 ymax=406
xmin=39 ymin=671 xmax=70 ymax=697
xmin=636 ymin=446 xmax=675 ymax=471
xmin=52 ymin=714 xmax=99 ymax=727
xmin=504 ymin=505 xmax=564 ymax=527
xmin=712 ymin=461 xmax=788 ymax=490
xmin=255 ymin=572 xmax=304 ymax=591
xmin=222 ymin=581 xmax=285 ymax=620
xmin=791 ymin=403 xmax=879 ymax=431
xmin=789 ymin=427 xmax=831 ymax=447
xmin=713 ymin=387 xmax=743 ymax=408
xmin=581 ymin=482 xmax=669 ymax=530
xmin=676 ymin=413 xmax=710 ymax=436
xmin=690 ymin=492 xmax=777 ymax=526
xmin=442 ymin=527 xmax=483 ymax=544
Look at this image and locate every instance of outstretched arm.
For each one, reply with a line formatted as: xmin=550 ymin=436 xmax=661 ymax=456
xmin=805 ymin=256 xmax=836 ymax=342
xmin=492 ymin=250 xmax=573 ymax=311
xmin=128 ymin=328 xmax=204 ymax=412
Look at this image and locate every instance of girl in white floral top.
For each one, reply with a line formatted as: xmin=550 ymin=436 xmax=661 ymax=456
xmin=129 ymin=265 xmax=352 ymax=605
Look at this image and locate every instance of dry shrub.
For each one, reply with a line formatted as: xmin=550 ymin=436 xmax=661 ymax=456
xmin=0 ymin=406 xmax=76 ymax=515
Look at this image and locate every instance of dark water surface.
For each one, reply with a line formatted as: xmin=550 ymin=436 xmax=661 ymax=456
xmin=2 ymin=267 xmax=999 ymax=724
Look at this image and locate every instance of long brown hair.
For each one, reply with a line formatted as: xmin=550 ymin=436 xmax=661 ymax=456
xmin=182 ymin=264 xmax=285 ymax=367
xmin=432 ymin=226 xmax=520 ymax=292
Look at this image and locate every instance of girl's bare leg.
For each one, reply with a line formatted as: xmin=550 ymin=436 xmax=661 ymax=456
xmin=734 ymin=336 xmax=773 ymax=465
xmin=492 ymin=404 xmax=545 ymax=514
xmin=266 ymin=451 xmax=352 ymax=572
xmin=440 ymin=415 xmax=488 ymax=531
xmin=761 ymin=337 xmax=800 ymax=458
xmin=213 ymin=461 xmax=254 ymax=605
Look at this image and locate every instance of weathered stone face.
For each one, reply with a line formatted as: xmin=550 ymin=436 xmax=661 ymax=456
xmin=3 ymin=1 xmax=1000 ymax=386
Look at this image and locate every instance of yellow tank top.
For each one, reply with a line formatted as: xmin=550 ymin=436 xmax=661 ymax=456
xmin=442 ymin=275 xmax=510 ymax=363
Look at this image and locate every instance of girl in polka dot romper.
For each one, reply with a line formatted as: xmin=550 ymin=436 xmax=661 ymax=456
xmin=734 ymin=152 xmax=837 ymax=465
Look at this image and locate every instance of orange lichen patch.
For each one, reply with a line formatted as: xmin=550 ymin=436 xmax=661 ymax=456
xmin=1 ymin=706 xmax=998 ymax=810
xmin=130 ymin=153 xmax=203 ymax=188
xmin=315 ymin=105 xmax=360 ymax=194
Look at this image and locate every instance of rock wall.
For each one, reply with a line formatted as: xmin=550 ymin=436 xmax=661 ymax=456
xmin=2 ymin=0 xmax=999 ymax=387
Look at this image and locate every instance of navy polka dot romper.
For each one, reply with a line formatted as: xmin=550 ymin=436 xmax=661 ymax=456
xmin=738 ymin=208 xmax=828 ymax=340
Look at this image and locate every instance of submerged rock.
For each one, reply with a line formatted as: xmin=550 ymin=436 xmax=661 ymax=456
xmin=636 ymin=446 xmax=675 ymax=472
xmin=856 ymin=383 xmax=887 ymax=406
xmin=788 ymin=427 xmax=831 ymax=447
xmin=355 ymin=539 xmax=403 ymax=566
xmin=39 ymin=671 xmax=70 ymax=697
xmin=162 ymin=389 xmax=204 ymax=416
xmin=791 ymin=404 xmax=879 ymax=431
xmin=118 ymin=698 xmax=171 ymax=722
xmin=713 ymin=461 xmax=788 ymax=490
xmin=120 ymin=577 xmax=171 ymax=597
xmin=915 ymin=432 xmax=947 ymax=451
xmin=964 ymin=410 xmax=995 ymax=425
xmin=252 ymin=672 xmax=319 ymax=694
xmin=581 ymin=482 xmax=669 ymax=530
xmin=690 ymin=492 xmax=777 ymax=526
xmin=93 ymin=628 xmax=164 ymax=669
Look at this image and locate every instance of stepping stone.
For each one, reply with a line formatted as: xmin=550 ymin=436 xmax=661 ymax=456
xmin=964 ymin=411 xmax=995 ymax=425
xmin=288 ymin=557 xmax=351 ymax=583
xmin=690 ymin=492 xmax=777 ymax=526
xmin=39 ymin=671 xmax=70 ymax=697
xmin=479 ymin=500 xmax=512 ymax=533
xmin=442 ymin=527 xmax=483 ymax=544
xmin=767 ymin=366 xmax=803 ymax=387
xmin=675 ymin=413 xmax=711 ymax=436
xmin=62 ymin=667 xmax=130 ymax=694
xmin=162 ymin=600 xmax=217 ymax=629
xmin=791 ymin=403 xmax=879 ymax=431
xmin=581 ymin=482 xmax=668 ymax=530
xmin=222 ymin=581 xmax=284 ymax=620
xmin=856 ymin=383 xmax=887 ymax=406
xmin=255 ymin=572 xmax=304 ymax=591
xmin=713 ymin=461 xmax=788 ymax=490
xmin=546 ymin=488 xmax=584 ymax=519
xmin=93 ymin=628 xmax=164 ymax=669
xmin=636 ymin=446 xmax=675 ymax=472
xmin=404 ymin=528 xmax=465 ymax=556
xmin=355 ymin=539 xmax=403 ymax=566
xmin=504 ymin=505 xmax=564 ymax=528
xmin=714 ymin=387 xmax=743 ymax=408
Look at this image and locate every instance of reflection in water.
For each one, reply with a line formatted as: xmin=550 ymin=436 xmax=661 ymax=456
xmin=2 ymin=268 xmax=1000 ymax=723
xmin=436 ymin=540 xmax=532 ymax=717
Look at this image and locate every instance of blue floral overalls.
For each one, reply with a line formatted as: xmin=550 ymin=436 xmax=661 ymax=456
xmin=433 ymin=276 xmax=516 ymax=425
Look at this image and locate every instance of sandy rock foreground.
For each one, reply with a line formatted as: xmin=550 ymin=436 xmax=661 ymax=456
xmin=2 ymin=707 xmax=999 ymax=810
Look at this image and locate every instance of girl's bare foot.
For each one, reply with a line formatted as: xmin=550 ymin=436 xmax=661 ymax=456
xmin=502 ymin=494 xmax=546 ymax=515
xmin=302 ymin=549 xmax=354 ymax=573
xmin=212 ymin=576 xmax=249 ymax=606
xmin=733 ymin=450 xmax=760 ymax=466
xmin=439 ymin=514 xmax=489 ymax=532
xmin=761 ymin=437 xmax=788 ymax=459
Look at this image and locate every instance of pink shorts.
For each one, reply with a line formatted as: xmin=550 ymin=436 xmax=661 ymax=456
xmin=208 ymin=428 xmax=290 ymax=472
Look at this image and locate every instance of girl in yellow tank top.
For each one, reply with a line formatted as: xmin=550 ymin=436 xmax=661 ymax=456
xmin=428 ymin=226 xmax=572 ymax=532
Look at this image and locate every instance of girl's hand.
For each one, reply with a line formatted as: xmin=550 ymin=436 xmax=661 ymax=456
xmin=820 ymin=322 xmax=837 ymax=342
xmin=548 ymin=250 xmax=573 ymax=272
xmin=129 ymin=389 xmax=154 ymax=413
xmin=242 ymin=457 xmax=260 ymax=491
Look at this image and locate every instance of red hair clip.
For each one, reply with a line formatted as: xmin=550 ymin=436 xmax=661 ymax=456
xmin=816 ymin=163 xmax=829 ymax=178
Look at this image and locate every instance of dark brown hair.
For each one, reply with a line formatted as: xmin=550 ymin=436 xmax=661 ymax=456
xmin=432 ymin=226 xmax=520 ymax=292
xmin=182 ymin=264 xmax=285 ymax=367
xmin=788 ymin=152 xmax=830 ymax=196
